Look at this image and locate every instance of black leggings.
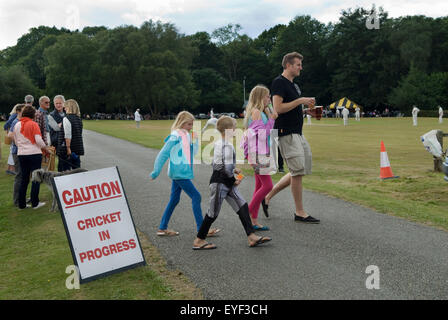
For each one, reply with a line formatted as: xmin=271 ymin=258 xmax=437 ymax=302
xmin=18 ymin=154 xmax=42 ymax=208
xmin=197 ymin=203 xmax=254 ymax=240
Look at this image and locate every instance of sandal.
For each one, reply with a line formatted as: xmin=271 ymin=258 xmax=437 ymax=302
xmin=249 ymin=236 xmax=272 ymax=247
xmin=156 ymin=229 xmax=179 ymax=236
xmin=192 ymin=242 xmax=217 ymax=250
xmin=207 ymin=228 xmax=221 ymax=237
xmin=253 ymin=225 xmax=270 ymax=231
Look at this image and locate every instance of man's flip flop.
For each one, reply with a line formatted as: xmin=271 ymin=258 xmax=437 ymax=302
xmin=249 ymin=236 xmax=272 ymax=247
xmin=192 ymin=243 xmax=217 ymax=250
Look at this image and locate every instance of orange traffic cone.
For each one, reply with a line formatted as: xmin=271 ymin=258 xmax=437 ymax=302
xmin=380 ymin=141 xmax=399 ymax=179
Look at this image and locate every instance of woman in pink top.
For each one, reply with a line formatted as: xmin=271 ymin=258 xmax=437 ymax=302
xmin=9 ymin=105 xmax=51 ymax=210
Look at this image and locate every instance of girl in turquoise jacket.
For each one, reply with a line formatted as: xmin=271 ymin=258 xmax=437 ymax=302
xmin=150 ymin=111 xmax=219 ymax=237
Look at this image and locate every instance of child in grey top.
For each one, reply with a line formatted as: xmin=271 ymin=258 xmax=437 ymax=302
xmin=192 ymin=116 xmax=272 ymax=250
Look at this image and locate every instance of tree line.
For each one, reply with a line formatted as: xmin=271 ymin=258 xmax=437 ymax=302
xmin=0 ymin=6 xmax=447 ymax=118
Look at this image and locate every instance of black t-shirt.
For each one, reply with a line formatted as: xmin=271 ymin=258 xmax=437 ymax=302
xmin=271 ymin=75 xmax=303 ymax=136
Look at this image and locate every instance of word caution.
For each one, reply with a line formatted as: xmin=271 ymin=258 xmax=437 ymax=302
xmin=61 ymin=180 xmax=122 ymax=208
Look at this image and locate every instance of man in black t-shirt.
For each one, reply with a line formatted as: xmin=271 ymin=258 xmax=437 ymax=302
xmin=270 ymin=52 xmax=320 ymax=224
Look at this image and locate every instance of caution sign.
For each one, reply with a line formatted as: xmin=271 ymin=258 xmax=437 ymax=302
xmin=52 ymin=166 xmax=146 ymax=283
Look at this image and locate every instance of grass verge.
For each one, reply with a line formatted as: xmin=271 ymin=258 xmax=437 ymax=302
xmin=0 ymin=132 xmax=203 ymax=299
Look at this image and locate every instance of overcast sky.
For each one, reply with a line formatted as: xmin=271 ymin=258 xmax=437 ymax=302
xmin=0 ymin=0 xmax=447 ymax=50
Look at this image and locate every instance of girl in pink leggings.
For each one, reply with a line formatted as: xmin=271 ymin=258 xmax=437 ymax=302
xmin=243 ymin=85 xmax=278 ymax=230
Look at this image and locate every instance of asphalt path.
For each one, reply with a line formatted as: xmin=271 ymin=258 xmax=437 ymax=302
xmin=82 ymin=129 xmax=448 ymax=299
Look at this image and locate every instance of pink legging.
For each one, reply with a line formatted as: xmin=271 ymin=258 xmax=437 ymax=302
xmin=249 ymin=174 xmax=273 ymax=219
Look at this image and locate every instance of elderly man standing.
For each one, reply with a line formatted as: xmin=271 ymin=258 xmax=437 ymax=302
xmin=35 ymin=96 xmax=51 ymax=145
xmin=24 ymin=94 xmax=34 ymax=106
xmin=48 ymin=95 xmax=66 ymax=171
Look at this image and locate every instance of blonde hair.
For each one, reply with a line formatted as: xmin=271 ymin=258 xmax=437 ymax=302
xmin=64 ymin=99 xmax=81 ymax=117
xmin=171 ymin=111 xmax=195 ymax=131
xmin=217 ymin=115 xmax=236 ymax=134
xmin=243 ymin=85 xmax=270 ymax=128
xmin=10 ymin=103 xmax=22 ymax=115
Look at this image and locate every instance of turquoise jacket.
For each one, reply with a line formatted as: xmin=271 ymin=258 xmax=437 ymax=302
xmin=150 ymin=131 xmax=199 ymax=180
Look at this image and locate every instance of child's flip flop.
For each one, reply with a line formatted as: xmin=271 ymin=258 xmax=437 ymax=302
xmin=157 ymin=229 xmax=179 ymax=236
xmin=193 ymin=242 xmax=217 ymax=250
xmin=253 ymin=225 xmax=270 ymax=231
xmin=249 ymin=236 xmax=272 ymax=247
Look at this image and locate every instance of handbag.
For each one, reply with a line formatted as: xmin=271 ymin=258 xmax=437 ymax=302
xmin=248 ymin=129 xmax=278 ymax=175
xmin=4 ymin=135 xmax=12 ymax=145
xmin=41 ymin=147 xmax=56 ymax=171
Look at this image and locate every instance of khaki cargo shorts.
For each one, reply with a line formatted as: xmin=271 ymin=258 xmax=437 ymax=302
xmin=278 ymin=134 xmax=312 ymax=176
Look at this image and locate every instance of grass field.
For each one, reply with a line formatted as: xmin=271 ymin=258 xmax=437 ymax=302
xmin=83 ymin=117 xmax=448 ymax=231
xmin=0 ymin=133 xmax=202 ymax=299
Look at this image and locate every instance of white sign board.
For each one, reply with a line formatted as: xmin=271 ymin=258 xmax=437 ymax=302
xmin=52 ymin=167 xmax=146 ymax=283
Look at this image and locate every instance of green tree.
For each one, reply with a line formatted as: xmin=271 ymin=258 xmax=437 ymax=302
xmin=254 ymin=24 xmax=286 ymax=57
xmin=212 ymin=24 xmax=254 ymax=83
xmin=21 ymin=35 xmax=59 ymax=89
xmin=44 ymin=33 xmax=100 ymax=114
xmin=191 ymin=68 xmax=243 ymax=112
xmin=188 ymin=32 xmax=225 ymax=74
xmin=389 ymin=15 xmax=433 ymax=74
xmin=0 ymin=65 xmax=38 ymax=114
xmin=321 ymin=7 xmax=399 ymax=109
xmin=388 ymin=65 xmax=420 ymax=112
xmin=211 ymin=24 xmax=242 ymax=46
xmin=96 ymin=21 xmax=199 ymax=117
xmin=272 ymin=15 xmax=331 ymax=105
xmin=211 ymin=25 xmax=271 ymax=104
xmin=140 ymin=21 xmax=199 ymax=116
xmin=82 ymin=26 xmax=108 ymax=37
xmin=2 ymin=26 xmax=71 ymax=66
xmin=428 ymin=17 xmax=448 ymax=73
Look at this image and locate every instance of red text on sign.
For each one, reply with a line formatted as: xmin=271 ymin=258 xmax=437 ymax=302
xmin=77 ymin=211 xmax=122 ymax=231
xmin=79 ymin=239 xmax=137 ymax=263
xmin=62 ymin=180 xmax=122 ymax=207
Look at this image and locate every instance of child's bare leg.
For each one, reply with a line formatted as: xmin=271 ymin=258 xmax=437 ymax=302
xmin=193 ymin=215 xmax=217 ymax=248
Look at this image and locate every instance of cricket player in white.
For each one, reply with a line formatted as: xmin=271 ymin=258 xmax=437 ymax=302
xmin=355 ymin=107 xmax=360 ymax=121
xmin=306 ymin=113 xmax=312 ymax=125
xmin=134 ymin=108 xmax=142 ymax=128
xmin=342 ymin=107 xmax=349 ymax=126
xmin=336 ymin=108 xmax=341 ymax=118
xmin=412 ymin=106 xmax=420 ymax=126
xmin=202 ymin=115 xmax=218 ymax=133
xmin=439 ymin=106 xmax=443 ymax=124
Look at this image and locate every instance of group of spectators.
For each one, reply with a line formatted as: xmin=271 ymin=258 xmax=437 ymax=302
xmin=3 ymin=94 xmax=84 ymax=210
